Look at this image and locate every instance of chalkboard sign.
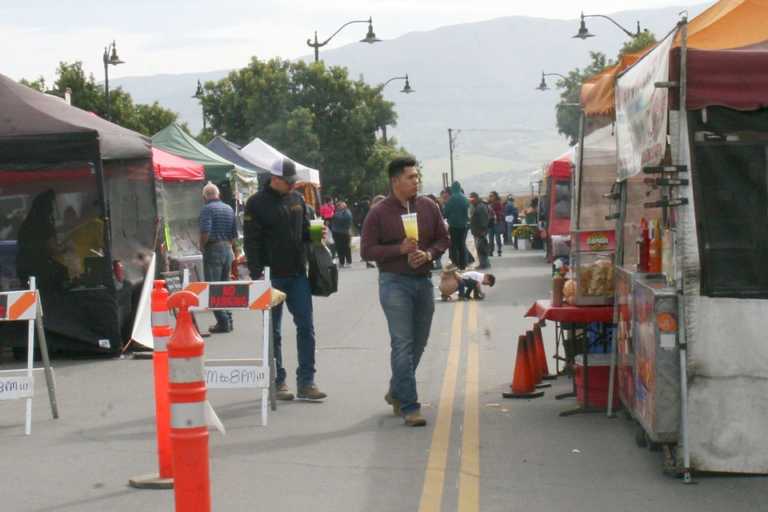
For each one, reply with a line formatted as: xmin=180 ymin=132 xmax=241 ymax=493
xmin=0 ymin=294 xmax=6 ymax=320
xmin=208 ymin=284 xmax=249 ymax=309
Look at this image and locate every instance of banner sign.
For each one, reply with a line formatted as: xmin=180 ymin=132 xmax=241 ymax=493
xmin=616 ymin=32 xmax=677 ymax=181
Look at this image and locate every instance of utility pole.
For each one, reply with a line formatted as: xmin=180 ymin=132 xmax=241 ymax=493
xmin=448 ymin=128 xmax=454 ymax=184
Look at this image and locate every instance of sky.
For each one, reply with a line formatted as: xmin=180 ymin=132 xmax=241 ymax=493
xmin=4 ymin=0 xmax=708 ymax=83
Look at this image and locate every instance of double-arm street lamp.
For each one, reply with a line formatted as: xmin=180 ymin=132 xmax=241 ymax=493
xmin=573 ymin=12 xmax=643 ymax=39
xmin=193 ymin=80 xmax=207 ymax=132
xmin=379 ymin=74 xmax=415 ymax=143
xmin=103 ymin=40 xmax=124 ymax=121
xmin=536 ymin=72 xmax=568 ymax=91
xmin=307 ymin=17 xmax=380 ymax=63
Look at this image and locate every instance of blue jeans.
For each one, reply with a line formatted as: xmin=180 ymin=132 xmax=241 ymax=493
xmin=203 ymin=242 xmax=234 ymax=328
xmin=379 ymin=272 xmax=435 ymax=414
xmin=271 ymin=273 xmax=316 ymax=388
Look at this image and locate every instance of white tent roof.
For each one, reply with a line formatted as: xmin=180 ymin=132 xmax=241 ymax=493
xmin=241 ymin=138 xmax=321 ymax=186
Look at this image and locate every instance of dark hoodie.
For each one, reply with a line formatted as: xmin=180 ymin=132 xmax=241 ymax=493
xmin=443 ymin=181 xmax=469 ymax=229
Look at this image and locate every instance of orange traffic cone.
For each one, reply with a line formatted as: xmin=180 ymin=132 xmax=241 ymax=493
xmin=503 ymin=334 xmax=544 ymax=399
xmin=534 ymin=322 xmax=557 ymax=381
xmin=527 ymin=330 xmax=551 ymax=389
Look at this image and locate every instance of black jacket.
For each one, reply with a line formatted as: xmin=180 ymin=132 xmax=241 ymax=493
xmin=470 ymin=201 xmax=490 ymax=238
xmin=243 ymin=186 xmax=310 ymax=278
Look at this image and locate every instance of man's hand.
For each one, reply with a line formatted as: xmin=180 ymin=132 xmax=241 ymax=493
xmin=408 ymin=250 xmax=430 ymax=268
xmin=399 ymin=238 xmax=419 ymax=255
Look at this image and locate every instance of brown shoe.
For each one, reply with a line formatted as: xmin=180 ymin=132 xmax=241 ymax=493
xmin=297 ymin=384 xmax=327 ymax=400
xmin=275 ymin=383 xmax=294 ymax=401
xmin=403 ymin=410 xmax=427 ymax=427
xmin=384 ymin=392 xmax=401 ymax=416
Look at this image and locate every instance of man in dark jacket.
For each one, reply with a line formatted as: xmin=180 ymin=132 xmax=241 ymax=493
xmin=330 ymin=201 xmax=353 ymax=267
xmin=469 ymin=192 xmax=491 ymax=269
xmin=243 ymin=158 xmax=326 ymax=401
xmin=443 ymin=181 xmax=470 ymax=269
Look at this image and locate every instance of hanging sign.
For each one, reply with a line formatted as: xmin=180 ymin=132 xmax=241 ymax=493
xmin=616 ymin=31 xmax=677 ymax=181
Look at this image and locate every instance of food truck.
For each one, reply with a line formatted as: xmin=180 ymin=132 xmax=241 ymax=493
xmin=540 ymin=150 xmax=574 ymax=262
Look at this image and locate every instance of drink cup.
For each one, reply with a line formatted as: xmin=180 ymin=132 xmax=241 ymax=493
xmin=401 ymin=213 xmax=419 ymax=241
xmin=310 ymin=219 xmax=324 ymax=244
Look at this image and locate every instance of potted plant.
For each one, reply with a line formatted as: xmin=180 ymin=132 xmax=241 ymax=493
xmin=512 ymin=225 xmax=537 ymax=250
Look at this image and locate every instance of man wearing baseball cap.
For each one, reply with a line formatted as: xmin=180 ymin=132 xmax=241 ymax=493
xmin=243 ymin=157 xmax=327 ymax=401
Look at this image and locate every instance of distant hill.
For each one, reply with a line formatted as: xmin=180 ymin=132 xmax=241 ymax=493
xmin=113 ymin=4 xmax=707 ymax=195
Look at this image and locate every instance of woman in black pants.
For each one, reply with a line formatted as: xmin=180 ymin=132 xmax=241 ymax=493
xmin=331 ymin=201 xmax=353 ymax=267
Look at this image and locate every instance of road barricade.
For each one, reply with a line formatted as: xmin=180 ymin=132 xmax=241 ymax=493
xmin=0 ymin=277 xmax=59 ymax=435
xmin=182 ymin=268 xmax=277 ymax=426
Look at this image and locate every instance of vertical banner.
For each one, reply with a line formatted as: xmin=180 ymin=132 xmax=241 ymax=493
xmin=615 ymin=31 xmax=677 ymax=181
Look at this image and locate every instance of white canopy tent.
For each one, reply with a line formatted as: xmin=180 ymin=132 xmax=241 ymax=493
xmin=241 ymin=138 xmax=321 ymax=186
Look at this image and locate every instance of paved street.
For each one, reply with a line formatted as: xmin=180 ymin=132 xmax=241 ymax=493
xmin=2 ymin=249 xmax=766 ymax=511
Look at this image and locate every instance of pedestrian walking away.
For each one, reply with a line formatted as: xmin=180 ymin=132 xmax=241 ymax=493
xmin=469 ymin=192 xmax=492 ymax=269
xmin=444 ymin=181 xmax=470 ymax=270
xmin=243 ymin=157 xmax=327 ymax=402
xmin=330 ymin=200 xmax=353 ymax=267
xmin=361 ymin=156 xmax=450 ymax=427
xmin=199 ymin=182 xmax=238 ymax=334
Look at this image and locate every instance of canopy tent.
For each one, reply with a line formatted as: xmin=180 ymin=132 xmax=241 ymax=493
xmin=152 ymin=147 xmax=204 ymax=182
xmin=0 ymin=74 xmax=156 ymax=355
xmin=241 ymin=137 xmax=321 ymax=186
xmin=207 ymin=136 xmax=268 ymax=174
xmin=152 ymin=123 xmax=239 ymax=183
xmin=581 ymin=0 xmax=768 ymax=118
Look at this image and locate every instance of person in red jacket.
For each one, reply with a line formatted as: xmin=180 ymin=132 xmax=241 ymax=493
xmin=488 ymin=191 xmax=505 ymax=257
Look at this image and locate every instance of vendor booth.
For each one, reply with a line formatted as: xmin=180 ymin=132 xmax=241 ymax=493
xmin=206 ymin=135 xmax=268 ymax=208
xmin=152 ymin=147 xmax=206 ymax=280
xmin=0 ymin=74 xmax=156 ymax=355
xmin=606 ymin=0 xmax=768 ymax=476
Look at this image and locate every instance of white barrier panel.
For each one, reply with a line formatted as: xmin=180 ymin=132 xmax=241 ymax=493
xmin=183 ymin=280 xmax=271 ymax=312
xmin=204 ymin=359 xmax=268 ymax=390
xmin=0 ymin=375 xmax=34 ymax=400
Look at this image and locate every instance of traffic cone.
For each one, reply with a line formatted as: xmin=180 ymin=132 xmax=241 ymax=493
xmin=534 ymin=322 xmax=557 ymax=381
xmin=527 ymin=330 xmax=551 ymax=389
xmin=167 ymin=291 xmax=211 ymax=512
xmin=129 ymin=280 xmax=174 ymax=490
xmin=503 ymin=334 xmax=544 ymax=399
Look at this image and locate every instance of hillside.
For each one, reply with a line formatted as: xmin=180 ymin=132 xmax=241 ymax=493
xmin=113 ymin=5 xmax=707 ymax=194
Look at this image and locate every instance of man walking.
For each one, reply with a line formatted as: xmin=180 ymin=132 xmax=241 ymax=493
xmin=243 ymin=158 xmax=326 ymax=401
xmin=361 ymin=156 xmax=450 ymax=427
xmin=469 ymin=192 xmax=491 ymax=269
xmin=444 ymin=181 xmax=470 ymax=270
xmin=331 ymin=201 xmax=353 ymax=267
xmin=199 ymin=182 xmax=238 ymax=333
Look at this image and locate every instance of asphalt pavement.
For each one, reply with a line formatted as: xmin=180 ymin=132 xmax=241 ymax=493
xmin=1 ymin=247 xmax=766 ymax=511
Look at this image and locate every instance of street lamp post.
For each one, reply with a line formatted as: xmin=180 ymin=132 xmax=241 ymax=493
xmin=193 ymin=80 xmax=206 ymax=132
xmin=102 ymin=40 xmax=124 ymax=121
xmin=536 ymin=72 xmax=569 ymax=91
xmin=573 ymin=12 xmax=643 ymax=39
xmin=379 ymin=74 xmax=415 ymax=143
xmin=307 ymin=17 xmax=380 ymax=63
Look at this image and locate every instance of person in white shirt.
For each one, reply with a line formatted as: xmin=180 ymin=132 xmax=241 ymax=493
xmin=458 ymin=271 xmax=495 ymax=300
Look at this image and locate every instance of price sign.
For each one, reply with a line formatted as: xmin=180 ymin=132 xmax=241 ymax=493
xmin=208 ymin=284 xmax=249 ymax=309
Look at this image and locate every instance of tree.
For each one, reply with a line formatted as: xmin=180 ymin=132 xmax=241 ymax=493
xmin=199 ymin=58 xmax=403 ymax=199
xmin=21 ymin=61 xmax=178 ymax=136
xmin=555 ymin=32 xmax=657 ymax=145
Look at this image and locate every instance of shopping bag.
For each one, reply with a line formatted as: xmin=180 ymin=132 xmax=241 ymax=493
xmin=308 ymin=243 xmax=338 ymax=297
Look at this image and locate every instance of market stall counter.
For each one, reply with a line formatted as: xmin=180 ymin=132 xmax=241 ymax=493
xmin=526 ymin=299 xmax=616 ymax=416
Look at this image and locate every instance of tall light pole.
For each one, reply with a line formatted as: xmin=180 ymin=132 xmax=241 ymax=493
xmin=307 ymin=17 xmax=380 ymax=63
xmin=448 ymin=128 xmax=459 ymax=184
xmin=102 ymin=40 xmax=124 ymax=121
xmin=193 ymin=80 xmax=206 ymax=132
xmin=573 ymin=12 xmax=643 ymax=39
xmin=379 ymin=74 xmax=415 ymax=143
xmin=536 ymin=71 xmax=569 ymax=91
